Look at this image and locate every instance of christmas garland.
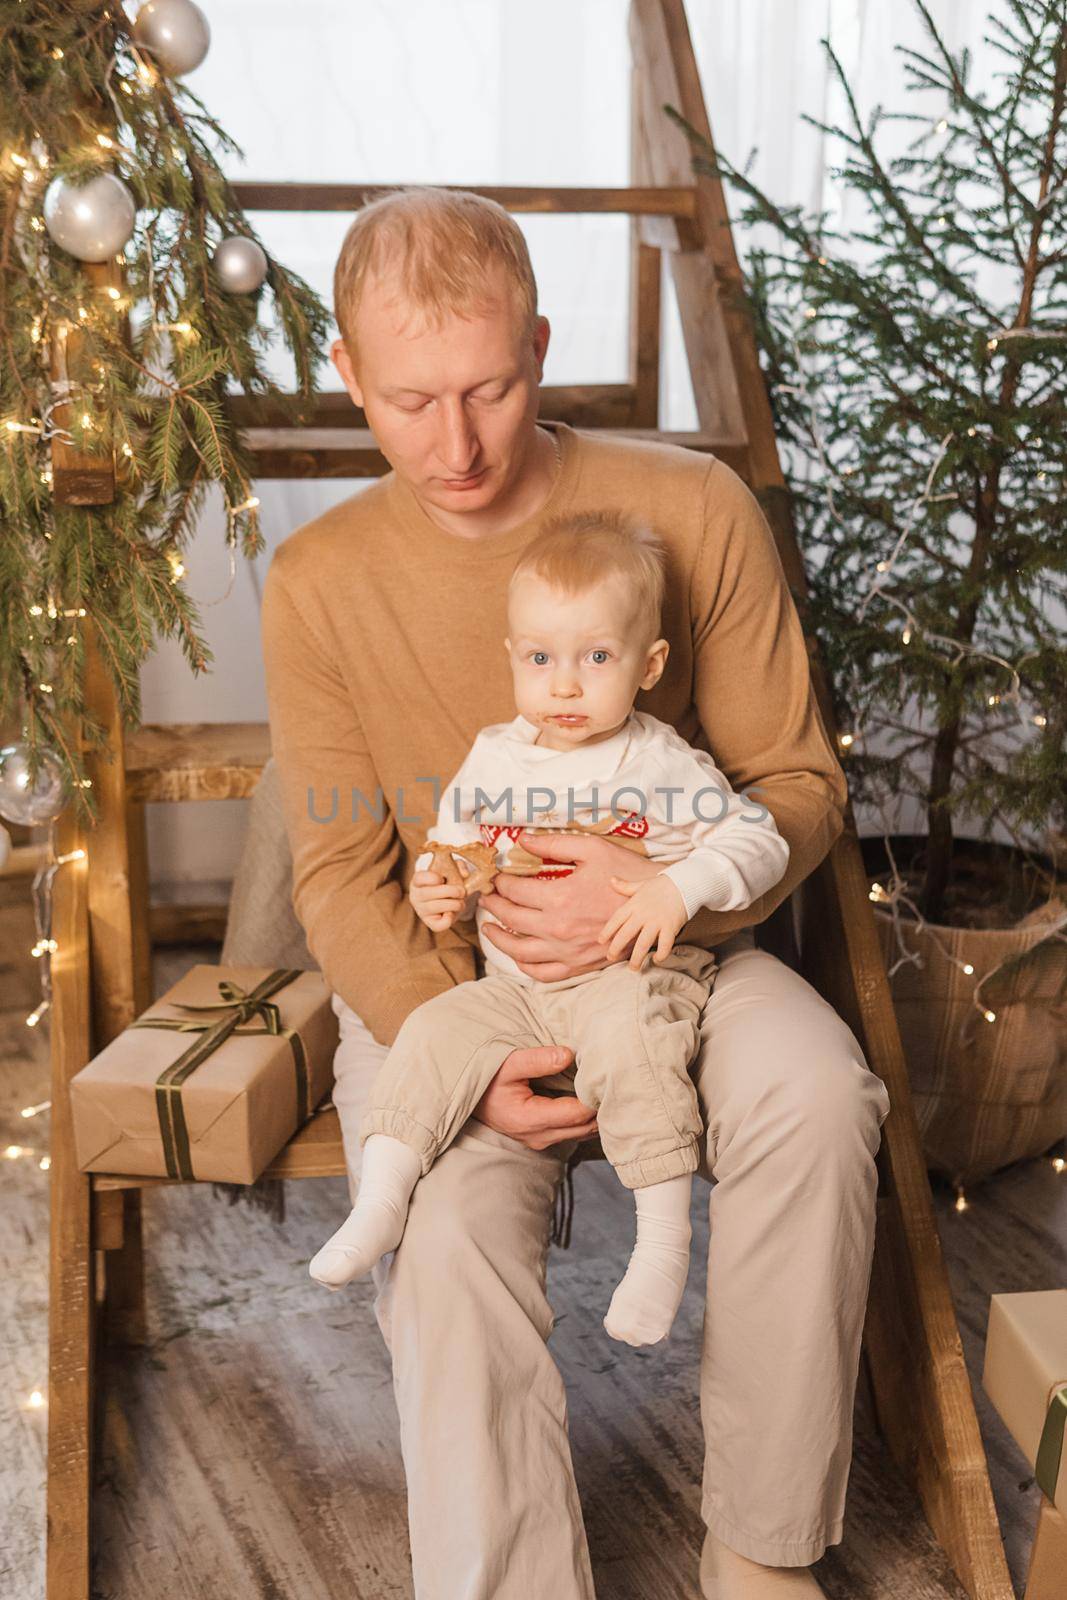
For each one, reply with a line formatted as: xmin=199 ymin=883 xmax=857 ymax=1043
xmin=0 ymin=0 xmax=330 ymax=827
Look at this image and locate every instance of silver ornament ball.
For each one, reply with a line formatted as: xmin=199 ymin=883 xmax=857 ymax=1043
xmin=133 ymin=0 xmax=211 ymax=76
xmin=0 ymin=743 xmax=66 ymax=827
xmin=213 ymin=236 xmax=269 ymax=294
xmin=43 ymin=172 xmax=136 ymax=263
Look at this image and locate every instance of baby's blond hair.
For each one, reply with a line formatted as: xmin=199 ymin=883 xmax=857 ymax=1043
xmin=509 ymin=510 xmax=667 ymax=642
xmin=333 ymin=186 xmax=538 ymax=359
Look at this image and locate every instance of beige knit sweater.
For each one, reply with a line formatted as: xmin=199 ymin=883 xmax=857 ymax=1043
xmin=261 ymin=421 xmax=847 ymax=1047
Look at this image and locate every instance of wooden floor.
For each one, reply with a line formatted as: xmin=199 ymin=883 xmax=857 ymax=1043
xmin=3 ymin=903 xmax=1064 ymax=1597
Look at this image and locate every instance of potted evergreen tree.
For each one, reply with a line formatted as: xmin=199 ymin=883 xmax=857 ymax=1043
xmin=673 ymin=0 xmax=1067 ymax=1197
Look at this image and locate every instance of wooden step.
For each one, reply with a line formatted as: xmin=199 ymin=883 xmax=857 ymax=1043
xmin=125 ymin=722 xmax=270 ymax=803
xmin=230 ymin=182 xmax=697 ymax=217
xmin=261 ymin=1103 xmax=346 ymax=1180
xmin=245 ymin=427 xmax=749 ymax=480
xmin=148 ymin=902 xmax=230 ymax=946
xmin=90 ymin=1102 xmax=347 ymax=1192
xmin=227 ymin=382 xmax=638 ymax=431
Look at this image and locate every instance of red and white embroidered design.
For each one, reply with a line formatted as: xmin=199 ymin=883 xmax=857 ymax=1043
xmin=480 ymin=813 xmax=648 ymax=880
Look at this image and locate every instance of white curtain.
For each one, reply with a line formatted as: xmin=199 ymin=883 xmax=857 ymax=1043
xmin=141 ymin=0 xmax=992 ymax=890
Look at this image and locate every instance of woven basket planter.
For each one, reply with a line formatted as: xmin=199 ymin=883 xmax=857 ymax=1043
xmin=871 ymin=898 xmax=1067 ymax=1185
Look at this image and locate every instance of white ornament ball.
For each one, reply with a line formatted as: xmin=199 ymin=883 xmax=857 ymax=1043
xmin=132 ymin=0 xmax=211 ymax=76
xmin=43 ymin=172 xmax=136 ymax=263
xmin=0 ymin=743 xmax=66 ymax=827
xmin=213 ymin=236 xmax=269 ymax=294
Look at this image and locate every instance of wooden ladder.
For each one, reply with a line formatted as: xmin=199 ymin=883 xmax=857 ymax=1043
xmin=45 ymin=3 xmax=1012 ymax=1596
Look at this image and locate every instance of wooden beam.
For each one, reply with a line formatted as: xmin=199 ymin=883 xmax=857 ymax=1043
xmin=800 ymin=833 xmax=1013 ymax=1600
xmin=49 ymin=261 xmax=120 ymax=505
xmin=0 ymin=842 xmax=49 ymax=878
xmin=230 ymin=182 xmax=697 ymax=217
xmin=125 ymin=721 xmax=270 ymax=803
xmin=244 ymin=426 xmax=749 ymax=482
xmin=46 ymin=806 xmax=94 ymax=1600
xmin=630 ymin=1 xmax=746 ymax=443
xmin=630 ymin=64 xmax=663 ymax=428
xmin=83 ymin=627 xmax=150 ymax=1041
xmin=226 ymin=382 xmax=639 ymax=432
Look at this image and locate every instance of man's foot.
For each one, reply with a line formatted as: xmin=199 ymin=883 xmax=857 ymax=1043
xmin=699 ymin=1527 xmax=824 ymax=1598
xmin=308 ymin=1134 xmax=421 ymax=1289
xmin=603 ymin=1172 xmax=692 ymax=1347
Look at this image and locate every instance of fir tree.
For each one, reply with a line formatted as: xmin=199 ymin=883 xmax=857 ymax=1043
xmin=672 ymin=0 xmax=1066 ymax=924
xmin=0 ymin=2 xmax=330 ymax=816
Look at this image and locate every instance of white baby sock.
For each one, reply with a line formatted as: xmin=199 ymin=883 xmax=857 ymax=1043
xmin=308 ymin=1134 xmax=422 ymax=1290
xmin=602 ymin=1172 xmax=693 ymax=1347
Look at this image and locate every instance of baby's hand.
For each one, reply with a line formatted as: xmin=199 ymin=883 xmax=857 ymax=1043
xmin=410 ymin=867 xmax=470 ymax=932
xmin=598 ymin=874 xmax=688 ymax=971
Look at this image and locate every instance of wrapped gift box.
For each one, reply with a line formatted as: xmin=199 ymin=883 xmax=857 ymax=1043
xmin=982 ymin=1289 xmax=1067 ymax=1517
xmin=70 ymin=965 xmax=339 ymax=1184
xmin=983 ymin=1291 xmax=1067 ymax=1599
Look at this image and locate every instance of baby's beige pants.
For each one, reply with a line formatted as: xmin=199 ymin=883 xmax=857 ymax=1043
xmin=330 ymin=929 xmax=892 ymax=1598
xmin=360 ymin=943 xmax=719 ymax=1188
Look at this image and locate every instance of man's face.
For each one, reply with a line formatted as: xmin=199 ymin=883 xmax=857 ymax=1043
xmin=506 ymin=573 xmax=669 ymax=750
xmin=331 ymin=259 xmax=550 ymax=517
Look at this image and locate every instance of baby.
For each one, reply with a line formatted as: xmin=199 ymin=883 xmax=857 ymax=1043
xmin=309 ymin=510 xmax=790 ymax=1347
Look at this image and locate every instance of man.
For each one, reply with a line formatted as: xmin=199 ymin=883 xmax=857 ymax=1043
xmin=262 ymin=186 xmax=891 ymax=1600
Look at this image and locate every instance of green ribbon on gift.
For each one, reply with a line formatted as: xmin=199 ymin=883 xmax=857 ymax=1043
xmin=1035 ymin=1381 xmax=1067 ymax=1505
xmin=128 ymin=969 xmax=309 ymax=1182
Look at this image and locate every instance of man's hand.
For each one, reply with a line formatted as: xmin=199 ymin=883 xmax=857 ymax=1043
xmin=478 ymin=830 xmax=667 ymax=981
xmin=410 ymin=867 xmax=471 ymax=932
xmin=599 ymin=873 xmax=688 ymax=970
xmin=472 ymin=1043 xmax=600 ymax=1150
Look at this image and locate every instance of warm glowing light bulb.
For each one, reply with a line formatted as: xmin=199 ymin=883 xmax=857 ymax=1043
xmin=983 ymin=1009 xmax=996 ymax=1023
xmin=962 ymin=963 xmax=974 ymax=976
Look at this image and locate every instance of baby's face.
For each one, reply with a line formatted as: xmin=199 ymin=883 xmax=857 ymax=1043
xmin=506 ymin=574 xmax=667 ymax=749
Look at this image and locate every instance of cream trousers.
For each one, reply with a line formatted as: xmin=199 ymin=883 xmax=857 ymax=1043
xmin=361 ymin=943 xmax=720 ymax=1189
xmin=329 ymin=929 xmax=892 ymax=1598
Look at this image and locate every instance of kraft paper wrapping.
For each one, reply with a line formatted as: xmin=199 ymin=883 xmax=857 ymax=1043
xmin=982 ymin=1289 xmax=1067 ymax=1517
xmin=70 ymin=965 xmax=339 ymax=1184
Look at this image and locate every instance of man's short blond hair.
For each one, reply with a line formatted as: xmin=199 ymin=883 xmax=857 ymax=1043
xmin=333 ymin=186 xmax=538 ymax=358
xmin=509 ymin=510 xmax=668 ymax=643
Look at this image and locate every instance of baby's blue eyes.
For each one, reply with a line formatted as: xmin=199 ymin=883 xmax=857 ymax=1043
xmin=529 ymin=650 xmax=611 ymax=665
